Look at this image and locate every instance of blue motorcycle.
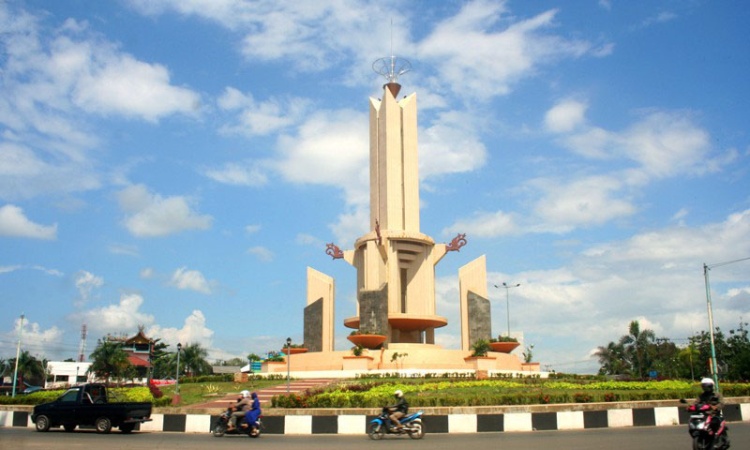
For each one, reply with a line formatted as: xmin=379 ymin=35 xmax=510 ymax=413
xmin=368 ymin=407 xmax=424 ymax=440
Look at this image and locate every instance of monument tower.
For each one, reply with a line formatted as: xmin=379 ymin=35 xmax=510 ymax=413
xmin=287 ymin=56 xmax=538 ymax=374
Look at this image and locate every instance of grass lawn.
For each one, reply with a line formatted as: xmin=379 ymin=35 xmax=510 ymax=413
xmin=156 ymin=379 xmax=286 ymax=405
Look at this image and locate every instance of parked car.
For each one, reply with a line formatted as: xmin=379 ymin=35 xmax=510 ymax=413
xmin=23 ymin=381 xmax=43 ymax=394
xmin=31 ymin=383 xmax=152 ymax=433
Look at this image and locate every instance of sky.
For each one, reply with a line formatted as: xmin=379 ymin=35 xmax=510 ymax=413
xmin=1 ymin=0 xmax=749 ymax=375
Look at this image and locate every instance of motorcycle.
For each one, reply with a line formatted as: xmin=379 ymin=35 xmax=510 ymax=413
xmin=682 ymin=400 xmax=730 ymax=450
xmin=368 ymin=407 xmax=424 ymax=440
xmin=212 ymin=406 xmax=262 ymax=438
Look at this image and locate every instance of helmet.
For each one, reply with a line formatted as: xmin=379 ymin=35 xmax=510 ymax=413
xmin=241 ymin=390 xmax=250 ymax=398
xmin=700 ymin=378 xmax=715 ymax=392
xmin=394 ymin=389 xmax=403 ymax=398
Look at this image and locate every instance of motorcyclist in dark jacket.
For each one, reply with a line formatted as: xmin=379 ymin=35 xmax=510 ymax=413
xmin=386 ymin=390 xmax=408 ymax=430
xmin=695 ymin=377 xmax=729 ymax=445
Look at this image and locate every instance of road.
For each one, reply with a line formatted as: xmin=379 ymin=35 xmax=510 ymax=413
xmin=1 ymin=423 xmax=747 ymax=449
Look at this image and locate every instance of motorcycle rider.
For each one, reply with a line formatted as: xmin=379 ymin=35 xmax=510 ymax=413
xmin=695 ymin=377 xmax=730 ymax=446
xmin=244 ymin=392 xmax=261 ymax=432
xmin=227 ymin=390 xmax=253 ymax=431
xmin=386 ymin=389 xmax=408 ymax=431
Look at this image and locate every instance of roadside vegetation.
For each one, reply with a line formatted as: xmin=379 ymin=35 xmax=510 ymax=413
xmin=271 ymin=375 xmax=750 ymax=408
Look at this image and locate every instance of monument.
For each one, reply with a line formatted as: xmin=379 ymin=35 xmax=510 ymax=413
xmin=269 ymin=56 xmax=539 ymax=375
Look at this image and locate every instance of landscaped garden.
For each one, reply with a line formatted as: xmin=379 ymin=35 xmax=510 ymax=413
xmin=3 ymin=373 xmax=749 ymax=409
xmin=271 ymin=374 xmax=750 ymax=408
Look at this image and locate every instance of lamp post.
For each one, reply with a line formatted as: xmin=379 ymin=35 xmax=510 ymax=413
xmin=175 ymin=342 xmax=182 ymax=395
xmin=286 ymin=337 xmax=292 ymax=394
xmin=494 ymin=283 xmax=520 ymax=337
xmin=703 ymin=256 xmax=750 ymax=392
xmin=11 ymin=314 xmax=24 ymax=398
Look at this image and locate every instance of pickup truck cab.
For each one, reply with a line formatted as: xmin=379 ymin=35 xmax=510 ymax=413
xmin=31 ymin=383 xmax=152 ymax=433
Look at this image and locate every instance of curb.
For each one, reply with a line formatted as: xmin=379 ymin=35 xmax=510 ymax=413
xmin=2 ymin=402 xmax=749 ymax=434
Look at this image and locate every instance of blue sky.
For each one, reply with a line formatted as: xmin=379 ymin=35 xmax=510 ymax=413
xmin=1 ymin=0 xmax=748 ymax=374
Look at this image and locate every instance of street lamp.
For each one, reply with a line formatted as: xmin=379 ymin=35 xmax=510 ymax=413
xmin=494 ymin=283 xmax=521 ymax=337
xmin=703 ymin=256 xmax=750 ymax=392
xmin=175 ymin=343 xmax=182 ymax=395
xmin=286 ymin=337 xmax=292 ymax=394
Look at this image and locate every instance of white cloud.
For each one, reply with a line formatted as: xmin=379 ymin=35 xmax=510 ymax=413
xmin=0 ymin=7 xmax=199 ymax=201
xmin=560 ymin=111 xmax=713 ymax=179
xmin=442 ymin=210 xmax=517 ymax=238
xmin=417 ymin=1 xmax=594 ymax=99
xmin=75 ymin=270 xmax=104 ymax=306
xmin=247 ymin=246 xmax=274 ymax=262
xmin=545 ymin=99 xmax=588 ymax=133
xmin=147 ymin=309 xmax=215 ymax=350
xmin=79 ymin=293 xmax=155 ymax=336
xmin=506 ymin=209 xmax=750 ymax=372
xmin=329 ymin=205 xmax=369 ymax=247
xmin=203 ymin=161 xmax=269 ymax=187
xmin=169 ymin=267 xmax=212 ymax=294
xmin=419 ymin=111 xmax=488 ymax=179
xmin=117 ymin=184 xmax=213 ymax=237
xmin=0 ymin=204 xmax=57 ymax=239
xmin=531 ymin=175 xmax=636 ymax=232
xmin=69 ymin=45 xmax=201 ymax=122
xmin=276 ymin=109 xmax=369 ymax=204
xmin=245 ymin=224 xmax=262 ymax=234
xmin=218 ymin=87 xmax=310 ymax=136
xmin=296 ymin=233 xmax=323 ymax=246
xmin=2 ymin=317 xmax=64 ymax=359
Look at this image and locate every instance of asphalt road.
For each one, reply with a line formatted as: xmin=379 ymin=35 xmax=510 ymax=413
xmin=1 ymin=423 xmax=748 ymax=450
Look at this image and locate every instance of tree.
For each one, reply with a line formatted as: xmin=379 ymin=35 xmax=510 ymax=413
xmin=689 ymin=321 xmax=750 ymax=381
xmin=619 ymin=321 xmax=657 ymax=378
xmin=6 ymin=351 xmax=46 ymax=387
xmin=149 ymin=340 xmax=172 ymax=379
xmin=180 ymin=343 xmax=211 ymax=376
xmin=594 ymin=341 xmax=627 ymax=376
xmin=89 ymin=339 xmax=131 ymax=383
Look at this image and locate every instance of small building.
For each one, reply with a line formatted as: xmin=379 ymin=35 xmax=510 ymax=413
xmin=45 ymin=361 xmax=93 ymax=388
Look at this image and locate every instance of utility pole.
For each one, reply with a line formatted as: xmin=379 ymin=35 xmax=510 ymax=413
xmin=12 ymin=314 xmax=25 ymax=398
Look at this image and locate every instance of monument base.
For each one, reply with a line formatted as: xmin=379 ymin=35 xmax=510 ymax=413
xmin=262 ymin=345 xmax=538 ymax=375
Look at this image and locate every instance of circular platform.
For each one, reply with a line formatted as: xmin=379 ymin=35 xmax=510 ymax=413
xmin=344 ymin=314 xmax=448 ymax=331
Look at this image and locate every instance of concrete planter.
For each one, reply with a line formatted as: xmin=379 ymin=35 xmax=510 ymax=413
xmin=347 ymin=334 xmax=387 ymax=349
xmin=489 ymin=341 xmax=520 ymax=353
xmin=281 ymin=347 xmax=308 ymax=355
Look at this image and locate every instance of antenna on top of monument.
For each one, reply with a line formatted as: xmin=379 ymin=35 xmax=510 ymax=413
xmin=373 ymin=20 xmax=411 ymax=98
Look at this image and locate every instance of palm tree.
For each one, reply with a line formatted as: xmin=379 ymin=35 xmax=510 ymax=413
xmin=7 ymin=351 xmax=46 ymax=388
xmin=89 ymin=339 xmax=131 ymax=383
xmin=180 ymin=343 xmax=211 ymax=376
xmin=594 ymin=341 xmax=627 ymax=375
xmin=619 ymin=321 xmax=656 ymax=378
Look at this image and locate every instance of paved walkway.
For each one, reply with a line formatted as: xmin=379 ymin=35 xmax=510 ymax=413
xmin=189 ymin=378 xmax=336 ymax=409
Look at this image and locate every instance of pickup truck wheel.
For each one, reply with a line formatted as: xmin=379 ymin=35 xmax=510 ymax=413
xmin=64 ymin=424 xmax=76 ymax=432
xmin=120 ymin=423 xmax=135 ymax=434
xmin=95 ymin=417 xmax=112 ymax=433
xmin=35 ymin=415 xmax=51 ymax=432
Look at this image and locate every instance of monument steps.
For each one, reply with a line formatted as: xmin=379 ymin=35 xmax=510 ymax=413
xmin=190 ymin=378 xmax=337 ymax=409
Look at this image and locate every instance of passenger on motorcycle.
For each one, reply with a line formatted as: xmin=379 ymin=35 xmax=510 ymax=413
xmin=695 ymin=377 xmax=727 ymax=438
xmin=245 ymin=392 xmax=261 ymax=430
xmin=228 ymin=390 xmax=253 ymax=431
xmin=386 ymin=390 xmax=408 ymax=431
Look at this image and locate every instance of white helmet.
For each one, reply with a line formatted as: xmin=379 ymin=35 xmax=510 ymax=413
xmin=700 ymin=378 xmax=714 ymax=392
xmin=394 ymin=389 xmax=403 ymax=398
xmin=241 ymin=390 xmax=250 ymax=398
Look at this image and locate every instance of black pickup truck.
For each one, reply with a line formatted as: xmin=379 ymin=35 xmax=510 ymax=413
xmin=31 ymin=383 xmax=152 ymax=433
